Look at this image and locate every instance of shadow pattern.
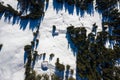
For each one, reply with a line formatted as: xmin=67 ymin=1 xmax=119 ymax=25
xmin=0 ymin=0 xmax=48 ymax=31
xmin=53 ymin=0 xmax=94 ymax=16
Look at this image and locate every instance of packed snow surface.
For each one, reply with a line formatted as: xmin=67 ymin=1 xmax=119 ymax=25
xmin=0 ymin=0 xmax=103 ymax=80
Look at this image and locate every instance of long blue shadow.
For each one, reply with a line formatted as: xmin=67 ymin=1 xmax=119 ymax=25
xmin=24 ymin=51 xmax=27 ymax=64
xmin=45 ymin=1 xmax=49 ymax=11
xmin=32 ymin=53 xmax=38 ymax=69
xmin=66 ymin=33 xmax=78 ymax=56
xmin=0 ymin=0 xmax=49 ymax=31
xmin=12 ymin=16 xmax=20 ymax=25
xmin=86 ymin=3 xmax=94 ymax=15
xmin=53 ymin=0 xmax=64 ymax=13
xmin=53 ymin=0 xmax=94 ymax=17
xmin=65 ymin=70 xmax=69 ymax=80
xmin=4 ymin=12 xmax=12 ymax=23
xmin=20 ymin=19 xmax=29 ymax=30
xmin=43 ymin=54 xmax=46 ymax=60
xmin=0 ymin=13 xmax=4 ymax=19
xmin=55 ymin=68 xmax=65 ymax=80
xmin=64 ymin=3 xmax=75 ymax=15
xmin=35 ymin=40 xmax=39 ymax=49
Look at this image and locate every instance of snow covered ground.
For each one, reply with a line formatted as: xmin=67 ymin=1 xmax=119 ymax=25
xmin=0 ymin=0 xmax=18 ymax=10
xmin=0 ymin=0 xmax=103 ymax=80
xmin=0 ymin=18 xmax=33 ymax=80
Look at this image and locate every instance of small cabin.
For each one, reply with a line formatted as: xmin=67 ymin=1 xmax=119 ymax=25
xmin=41 ymin=61 xmax=48 ymax=70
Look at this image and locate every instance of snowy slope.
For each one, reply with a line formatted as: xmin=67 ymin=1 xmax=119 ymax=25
xmin=34 ymin=0 xmax=102 ymax=77
xmin=0 ymin=18 xmax=33 ymax=80
xmin=0 ymin=0 xmax=102 ymax=80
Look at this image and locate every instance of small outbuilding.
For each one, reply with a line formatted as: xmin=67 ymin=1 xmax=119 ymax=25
xmin=41 ymin=61 xmax=48 ymax=70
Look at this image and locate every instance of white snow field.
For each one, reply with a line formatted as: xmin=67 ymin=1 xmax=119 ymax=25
xmin=0 ymin=0 xmax=103 ymax=80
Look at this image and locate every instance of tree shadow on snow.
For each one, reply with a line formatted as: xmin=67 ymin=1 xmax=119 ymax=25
xmin=0 ymin=13 xmax=4 ymax=19
xmin=53 ymin=0 xmax=64 ymax=13
xmin=66 ymin=33 xmax=78 ymax=56
xmin=55 ymin=69 xmax=65 ymax=80
xmin=53 ymin=0 xmax=94 ymax=17
xmin=45 ymin=1 xmax=49 ymax=11
xmin=0 ymin=0 xmax=48 ymax=31
xmin=0 ymin=13 xmax=43 ymax=31
xmin=86 ymin=3 xmax=94 ymax=16
xmin=65 ymin=69 xmax=70 ymax=80
xmin=52 ymin=27 xmax=59 ymax=37
xmin=35 ymin=40 xmax=39 ymax=49
xmin=24 ymin=51 xmax=27 ymax=64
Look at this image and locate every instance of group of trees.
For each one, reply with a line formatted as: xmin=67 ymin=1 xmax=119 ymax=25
xmin=24 ymin=45 xmax=33 ymax=80
xmin=56 ymin=0 xmax=94 ymax=10
xmin=55 ymin=58 xmax=75 ymax=80
xmin=100 ymin=0 xmax=120 ymax=43
xmin=23 ymin=50 xmax=74 ymax=80
xmin=23 ymin=27 xmax=40 ymax=80
xmin=67 ymin=24 xmax=120 ymax=80
xmin=55 ymin=58 xmax=65 ymax=72
xmin=96 ymin=0 xmax=118 ymax=11
xmin=23 ymin=45 xmax=48 ymax=80
xmin=0 ymin=2 xmax=20 ymax=16
xmin=55 ymin=0 xmax=119 ymax=12
xmin=0 ymin=0 xmax=48 ymax=19
xmin=24 ymin=69 xmax=49 ymax=80
xmin=67 ymin=26 xmax=87 ymax=46
xmin=18 ymin=0 xmax=47 ymax=19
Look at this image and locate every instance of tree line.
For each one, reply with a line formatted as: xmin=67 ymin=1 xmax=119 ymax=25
xmin=67 ymin=24 xmax=120 ymax=80
xmin=56 ymin=0 xmax=94 ymax=10
xmin=0 ymin=0 xmax=47 ymax=19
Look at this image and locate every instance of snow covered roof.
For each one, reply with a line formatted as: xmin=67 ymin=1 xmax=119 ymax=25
xmin=41 ymin=61 xmax=48 ymax=70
